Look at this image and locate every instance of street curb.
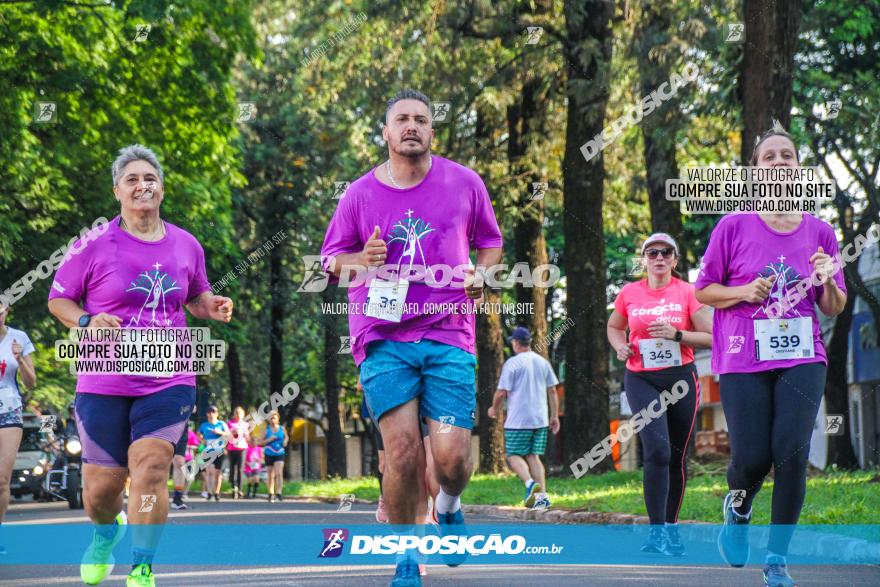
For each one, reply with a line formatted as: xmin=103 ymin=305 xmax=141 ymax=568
xmin=461 ymin=503 xmax=650 ymax=525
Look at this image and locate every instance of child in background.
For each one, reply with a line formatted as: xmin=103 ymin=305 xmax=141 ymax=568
xmin=244 ymin=436 xmax=264 ymax=498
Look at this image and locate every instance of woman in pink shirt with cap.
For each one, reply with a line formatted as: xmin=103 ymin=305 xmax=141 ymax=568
xmin=608 ymin=233 xmax=713 ymax=556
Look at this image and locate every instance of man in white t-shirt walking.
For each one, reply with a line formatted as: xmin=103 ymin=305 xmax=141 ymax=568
xmin=488 ymin=327 xmax=560 ymax=509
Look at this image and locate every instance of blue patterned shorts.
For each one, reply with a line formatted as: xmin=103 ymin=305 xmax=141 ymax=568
xmin=0 ymin=406 xmax=23 ymax=428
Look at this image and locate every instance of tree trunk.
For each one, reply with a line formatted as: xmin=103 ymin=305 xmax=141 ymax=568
xmin=476 ymin=288 xmax=507 ymax=473
xmin=740 ymin=0 xmax=802 ymax=163
xmin=561 ymin=0 xmax=614 ymax=473
xmin=635 ymin=3 xmax=688 ymax=274
xmin=323 ymin=287 xmax=346 ymax=477
xmin=268 ymin=227 xmax=285 ymax=419
xmin=227 ymin=342 xmax=243 ymax=409
xmin=824 ymin=272 xmax=859 ymax=469
xmin=511 ymin=77 xmax=551 ymax=354
xmin=474 ymin=107 xmax=506 ymax=473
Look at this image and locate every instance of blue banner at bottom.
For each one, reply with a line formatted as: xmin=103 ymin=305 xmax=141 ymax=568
xmin=0 ymin=524 xmax=877 ymax=565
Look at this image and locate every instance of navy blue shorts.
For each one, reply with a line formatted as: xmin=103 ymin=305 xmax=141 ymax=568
xmin=74 ymin=385 xmax=196 ymax=467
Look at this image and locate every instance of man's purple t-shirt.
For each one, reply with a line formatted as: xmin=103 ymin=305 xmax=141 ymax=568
xmin=320 ymin=156 xmax=503 ymax=365
xmin=694 ymin=213 xmax=847 ymax=374
xmin=48 ymin=216 xmax=211 ymax=395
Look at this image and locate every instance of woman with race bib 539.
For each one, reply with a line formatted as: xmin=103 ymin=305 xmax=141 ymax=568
xmin=695 ymin=124 xmax=847 ymax=587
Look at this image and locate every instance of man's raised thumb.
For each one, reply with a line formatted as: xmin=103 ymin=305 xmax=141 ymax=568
xmin=818 ymin=246 xmax=825 ymax=254
xmin=371 ymin=226 xmax=381 ymax=240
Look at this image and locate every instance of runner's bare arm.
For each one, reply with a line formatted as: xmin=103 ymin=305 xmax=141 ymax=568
xmin=547 ymin=385 xmax=560 ymax=434
xmin=607 ymin=309 xmax=633 ymax=361
xmin=680 ymin=306 xmax=713 ymax=349
xmin=186 ymin=291 xmax=234 ymax=323
xmin=811 ymin=247 xmax=847 ymax=316
xmin=487 ymin=389 xmax=507 ymax=419
xmin=326 ymin=226 xmax=386 ymax=279
xmin=475 ymin=247 xmax=503 ymax=273
xmin=48 ymin=297 xmax=121 ymax=328
xmin=14 ymin=344 xmax=36 ymax=390
xmin=695 ymin=277 xmax=775 ymax=308
xmin=466 ymin=247 xmax=503 ymax=299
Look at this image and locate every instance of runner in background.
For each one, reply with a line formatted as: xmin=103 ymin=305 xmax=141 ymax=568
xmin=488 ymin=327 xmax=559 ymax=511
xmin=321 ymin=89 xmax=502 ymax=587
xmin=198 ymin=406 xmax=228 ymax=502
xmin=170 ymin=414 xmax=196 ymax=510
xmin=260 ymin=411 xmax=288 ymax=503
xmin=184 ymin=422 xmax=199 ymax=499
xmin=608 ymin=234 xmax=712 ymax=555
xmin=695 ymin=124 xmax=847 ymax=587
xmin=243 ymin=434 xmax=263 ymax=499
xmin=47 ymin=144 xmax=233 ymax=587
xmin=0 ymin=301 xmax=37 ymax=555
xmin=226 ymin=407 xmax=249 ymax=499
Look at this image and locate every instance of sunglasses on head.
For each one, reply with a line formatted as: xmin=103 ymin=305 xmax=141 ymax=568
xmin=645 ymin=247 xmax=675 ymax=259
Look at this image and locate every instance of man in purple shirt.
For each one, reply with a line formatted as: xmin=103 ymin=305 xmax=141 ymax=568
xmin=321 ymin=89 xmax=502 ymax=586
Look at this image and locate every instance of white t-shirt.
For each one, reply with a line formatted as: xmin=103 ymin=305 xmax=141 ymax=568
xmin=0 ymin=327 xmax=35 ymax=414
xmin=497 ymin=350 xmax=559 ymax=429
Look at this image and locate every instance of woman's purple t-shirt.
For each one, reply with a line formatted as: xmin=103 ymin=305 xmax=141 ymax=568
xmin=48 ymin=216 xmax=211 ymax=395
xmin=694 ymin=213 xmax=847 ymax=374
xmin=320 ymin=156 xmax=503 ymax=366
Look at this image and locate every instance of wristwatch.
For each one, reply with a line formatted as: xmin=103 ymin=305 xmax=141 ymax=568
xmin=674 ymin=329 xmax=683 ymax=342
xmin=78 ymin=314 xmax=92 ymax=328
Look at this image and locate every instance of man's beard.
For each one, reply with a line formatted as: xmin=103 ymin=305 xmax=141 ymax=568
xmin=393 ymin=138 xmax=430 ymax=158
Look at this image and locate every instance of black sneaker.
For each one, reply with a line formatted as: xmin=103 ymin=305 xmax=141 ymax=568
xmin=268 ymin=494 xmax=276 ymax=503
xmin=277 ymin=493 xmax=284 ymax=502
xmin=763 ymin=555 xmax=796 ymax=587
xmin=640 ymin=525 xmax=668 ymax=554
xmin=214 ymin=493 xmax=220 ymax=502
xmin=171 ymin=497 xmax=188 ymax=510
xmin=718 ymin=492 xmax=751 ymax=567
xmin=664 ymin=524 xmax=685 ymax=556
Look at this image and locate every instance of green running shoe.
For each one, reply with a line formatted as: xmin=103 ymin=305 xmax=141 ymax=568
xmin=81 ymin=511 xmax=128 ymax=585
xmin=126 ymin=563 xmax=155 ymax=587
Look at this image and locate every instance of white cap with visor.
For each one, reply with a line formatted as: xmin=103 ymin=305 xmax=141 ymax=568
xmin=641 ymin=233 xmax=679 ymax=256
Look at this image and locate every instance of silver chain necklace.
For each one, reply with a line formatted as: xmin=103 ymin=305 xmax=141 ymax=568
xmin=120 ymin=217 xmax=165 ymax=240
xmin=386 ymin=156 xmax=432 ymax=189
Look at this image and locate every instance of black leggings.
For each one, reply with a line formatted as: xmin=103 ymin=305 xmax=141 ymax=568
xmin=624 ymin=363 xmax=700 ymax=525
xmin=227 ymin=450 xmax=244 ymax=490
xmin=720 ymin=362 xmax=826 ymax=555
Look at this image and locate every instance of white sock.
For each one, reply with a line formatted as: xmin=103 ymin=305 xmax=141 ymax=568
xmin=435 ymin=488 xmax=461 ymax=515
xmin=525 ymin=478 xmax=534 ymax=488
xmin=665 ymin=522 xmax=678 ymax=527
xmin=766 ymin=551 xmax=786 ymax=564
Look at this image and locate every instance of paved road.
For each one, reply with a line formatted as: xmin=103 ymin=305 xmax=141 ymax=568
xmin=2 ymin=497 xmax=878 ymax=586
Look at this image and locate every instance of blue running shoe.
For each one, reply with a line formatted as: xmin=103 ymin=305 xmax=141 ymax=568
xmin=390 ymin=558 xmax=421 ymax=587
xmin=664 ymin=524 xmax=686 ymax=557
xmin=524 ymin=480 xmax=542 ymax=508
xmin=763 ymin=555 xmax=796 ymax=587
xmin=640 ymin=525 xmax=668 ymax=555
xmin=437 ymin=508 xmax=468 ymax=567
xmin=718 ymin=492 xmax=751 ymax=567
